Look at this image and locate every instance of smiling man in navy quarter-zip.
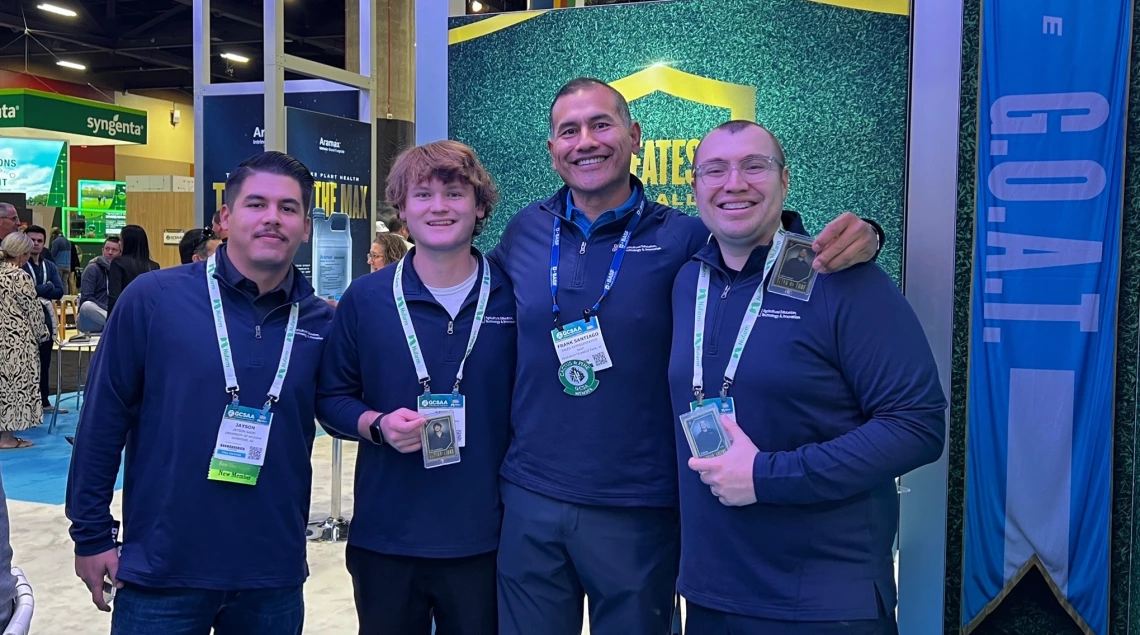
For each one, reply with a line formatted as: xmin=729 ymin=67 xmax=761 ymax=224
xmin=669 ymin=121 xmax=947 ymax=635
xmin=490 ymin=77 xmax=886 ymax=635
xmin=317 ymin=140 xmax=516 ymax=635
xmin=66 ymin=151 xmax=335 ymax=635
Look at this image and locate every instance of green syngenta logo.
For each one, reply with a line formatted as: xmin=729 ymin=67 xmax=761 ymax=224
xmin=0 ymin=104 xmax=17 ymax=119
xmin=87 ymin=113 xmax=142 ymax=138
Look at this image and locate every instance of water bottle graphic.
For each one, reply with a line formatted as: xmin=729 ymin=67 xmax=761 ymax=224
xmin=311 ymin=207 xmax=352 ymax=301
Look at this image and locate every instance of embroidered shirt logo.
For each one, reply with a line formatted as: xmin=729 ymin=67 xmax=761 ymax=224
xmin=295 ymin=329 xmax=324 ymax=340
xmin=484 ymin=315 xmax=516 ymax=325
xmin=760 ymin=309 xmax=800 ymax=320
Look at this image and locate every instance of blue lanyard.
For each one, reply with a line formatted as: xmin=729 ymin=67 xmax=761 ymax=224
xmin=549 ymin=200 xmax=645 ymax=329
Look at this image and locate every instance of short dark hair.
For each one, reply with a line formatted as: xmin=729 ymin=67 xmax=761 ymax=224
xmin=695 ymin=120 xmax=787 ymax=166
xmin=224 ymin=151 xmax=315 ymax=213
xmin=386 ymin=216 xmax=406 ymax=233
xmin=104 ymin=236 xmax=120 ymax=245
xmin=178 ymin=228 xmax=218 ymax=264
xmin=212 ymin=209 xmax=222 ymax=226
xmin=23 ymin=224 xmax=46 ymax=240
xmin=548 ymin=77 xmax=633 ymax=137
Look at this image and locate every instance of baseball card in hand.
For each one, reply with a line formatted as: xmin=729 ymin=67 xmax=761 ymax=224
xmin=422 ymin=413 xmax=461 ymax=469
xmin=681 ymin=403 xmax=730 ymax=459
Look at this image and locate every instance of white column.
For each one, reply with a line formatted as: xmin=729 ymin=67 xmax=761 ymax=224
xmin=263 ymin=0 xmax=286 ymax=152
xmin=192 ymin=0 xmax=210 ymax=221
xmin=360 ymin=0 xmax=379 ymax=231
xmin=897 ymin=0 xmax=964 ymax=632
xmin=415 ymin=0 xmax=449 ymax=144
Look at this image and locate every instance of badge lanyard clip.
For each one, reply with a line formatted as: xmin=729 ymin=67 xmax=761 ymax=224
xmin=395 ymin=254 xmax=493 ymax=398
xmin=549 ymin=201 xmax=644 ymax=329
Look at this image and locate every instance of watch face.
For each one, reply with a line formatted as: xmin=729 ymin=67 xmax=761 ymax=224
xmin=370 ymin=424 xmax=384 ymax=445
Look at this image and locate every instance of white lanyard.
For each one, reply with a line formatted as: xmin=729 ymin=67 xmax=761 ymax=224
xmin=693 ymin=228 xmax=786 ymax=402
xmin=394 ymin=254 xmax=492 ymax=394
xmin=206 ymin=254 xmax=299 ymax=410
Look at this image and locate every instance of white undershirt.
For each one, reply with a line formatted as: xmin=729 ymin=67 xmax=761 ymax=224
xmin=424 ymin=267 xmax=479 ymax=320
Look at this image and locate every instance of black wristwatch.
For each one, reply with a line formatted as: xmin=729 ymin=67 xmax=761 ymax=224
xmin=368 ymin=413 xmax=385 ymax=446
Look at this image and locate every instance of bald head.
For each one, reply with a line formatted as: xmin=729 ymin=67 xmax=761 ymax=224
xmin=0 ymin=203 xmax=17 ymax=239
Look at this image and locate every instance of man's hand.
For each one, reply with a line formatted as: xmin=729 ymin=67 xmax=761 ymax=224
xmin=688 ymin=416 xmax=760 ymax=507
xmin=811 ymin=212 xmax=879 ymax=274
xmin=379 ymin=408 xmax=425 ymax=453
xmin=75 ymin=548 xmax=121 ymax=612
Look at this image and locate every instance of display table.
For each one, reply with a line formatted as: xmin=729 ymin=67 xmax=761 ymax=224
xmin=49 ymin=334 xmax=101 ymax=434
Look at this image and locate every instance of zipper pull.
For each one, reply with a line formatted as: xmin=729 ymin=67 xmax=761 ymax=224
xmin=255 ymin=325 xmax=262 ymax=339
xmin=579 ymin=241 xmax=587 ymax=255
xmin=447 ymin=320 xmax=454 ymax=335
xmin=721 ymin=284 xmax=731 ymax=299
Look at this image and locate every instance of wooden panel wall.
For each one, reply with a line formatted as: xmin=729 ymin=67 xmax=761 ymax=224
xmin=125 ymin=192 xmax=195 ymax=270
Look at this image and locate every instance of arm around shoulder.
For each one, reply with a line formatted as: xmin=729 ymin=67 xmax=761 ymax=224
xmin=751 ymin=264 xmax=947 ymax=505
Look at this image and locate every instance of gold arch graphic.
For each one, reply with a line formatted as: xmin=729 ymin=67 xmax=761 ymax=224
xmin=806 ymin=0 xmax=908 ymax=15
xmin=448 ymin=12 xmax=547 ymax=46
xmin=609 ymin=65 xmax=756 ymax=122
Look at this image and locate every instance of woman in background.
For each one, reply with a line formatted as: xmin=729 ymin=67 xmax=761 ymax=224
xmin=0 ymin=232 xmax=48 ymax=449
xmin=368 ymin=233 xmax=409 ymax=273
xmin=108 ymin=225 xmax=160 ymax=315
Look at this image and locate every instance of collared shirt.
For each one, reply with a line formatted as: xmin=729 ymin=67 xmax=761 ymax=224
xmin=566 ymin=186 xmax=641 ymax=238
xmin=234 ymin=267 xmax=294 ymax=324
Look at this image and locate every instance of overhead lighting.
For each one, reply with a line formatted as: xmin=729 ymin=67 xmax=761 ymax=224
xmin=56 ymin=60 xmax=85 ymax=71
xmin=37 ymin=3 xmax=77 ymax=17
xmin=471 ymin=1 xmax=484 ymax=12
xmin=220 ymin=52 xmax=249 ymax=64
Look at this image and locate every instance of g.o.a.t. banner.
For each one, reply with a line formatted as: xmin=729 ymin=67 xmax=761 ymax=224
xmin=962 ymin=2 xmax=1131 ymax=634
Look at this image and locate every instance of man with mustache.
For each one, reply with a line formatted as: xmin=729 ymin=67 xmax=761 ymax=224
xmin=66 ymin=151 xmax=335 ymax=634
xmin=491 ymin=77 xmax=884 ymax=634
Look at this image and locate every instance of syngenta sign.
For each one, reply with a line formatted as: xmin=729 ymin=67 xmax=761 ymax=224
xmin=0 ymin=104 xmax=18 ymax=119
xmin=86 ymin=113 xmax=143 ymax=139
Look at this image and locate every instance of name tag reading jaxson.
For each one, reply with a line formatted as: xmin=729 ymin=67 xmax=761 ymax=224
xmin=208 ymin=404 xmax=273 ymax=485
xmin=551 ymin=316 xmax=613 ymax=371
xmin=767 ymin=233 xmax=820 ymax=302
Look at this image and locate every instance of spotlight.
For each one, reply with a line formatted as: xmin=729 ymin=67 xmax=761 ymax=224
xmin=56 ymin=60 xmax=85 ymax=70
xmin=471 ymin=1 xmax=484 ymax=12
xmin=37 ymin=3 xmax=75 ymax=17
xmin=220 ymin=53 xmax=250 ymax=64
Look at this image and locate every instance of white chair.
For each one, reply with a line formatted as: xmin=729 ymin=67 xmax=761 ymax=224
xmin=2 ymin=567 xmax=33 ymax=635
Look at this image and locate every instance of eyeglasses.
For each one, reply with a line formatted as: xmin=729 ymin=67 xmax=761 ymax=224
xmin=693 ymin=155 xmax=784 ymax=187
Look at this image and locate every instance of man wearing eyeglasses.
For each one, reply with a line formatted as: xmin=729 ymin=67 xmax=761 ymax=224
xmin=668 ymin=120 xmax=945 ymax=635
xmin=491 ymin=77 xmax=885 ymax=635
xmin=0 ymin=203 xmax=18 ymax=240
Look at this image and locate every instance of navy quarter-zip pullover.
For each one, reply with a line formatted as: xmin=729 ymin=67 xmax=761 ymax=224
xmin=490 ymin=175 xmax=812 ymax=508
xmin=668 ymin=239 xmax=946 ymax=621
xmin=316 ymin=248 xmax=517 ymax=558
xmin=66 ymin=244 xmax=335 ymax=590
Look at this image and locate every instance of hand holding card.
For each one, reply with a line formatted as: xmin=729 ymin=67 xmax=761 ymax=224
xmin=688 ymin=415 xmax=760 ymax=507
xmin=381 ymin=408 xmax=426 ymax=453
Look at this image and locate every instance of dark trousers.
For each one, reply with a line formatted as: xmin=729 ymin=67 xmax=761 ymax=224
xmin=685 ymin=602 xmax=900 ymax=635
xmin=345 ymin=544 xmax=497 ymax=635
xmin=110 ymin=584 xmax=304 ymax=635
xmin=496 ymin=480 xmax=680 ymax=635
xmin=38 ymin=340 xmax=52 ymax=407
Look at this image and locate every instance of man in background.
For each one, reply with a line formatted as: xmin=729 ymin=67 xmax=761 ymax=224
xmin=23 ymin=225 xmax=66 ymax=415
xmin=76 ymin=236 xmax=121 ymax=336
xmin=385 ymin=216 xmax=414 ymax=248
xmin=0 ymin=204 xmax=17 ymax=240
xmin=178 ymin=228 xmax=223 ymax=265
xmin=50 ymin=227 xmax=73 ymax=293
xmin=211 ymin=210 xmax=229 ymax=241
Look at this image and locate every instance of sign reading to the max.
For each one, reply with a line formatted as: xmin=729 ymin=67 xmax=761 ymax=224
xmin=961 ymin=2 xmax=1130 ymax=634
xmin=200 ymin=90 xmax=358 ymax=224
xmin=286 ymin=107 xmax=372 ymax=301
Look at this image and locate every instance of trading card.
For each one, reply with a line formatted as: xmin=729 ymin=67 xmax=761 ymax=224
xmin=680 ymin=403 xmax=730 ymax=459
xmin=422 ymin=414 xmax=461 ymax=469
xmin=768 ymin=233 xmax=819 ymax=301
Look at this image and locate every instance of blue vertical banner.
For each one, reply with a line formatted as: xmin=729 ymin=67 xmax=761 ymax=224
xmin=962 ymin=3 xmax=1131 ymax=635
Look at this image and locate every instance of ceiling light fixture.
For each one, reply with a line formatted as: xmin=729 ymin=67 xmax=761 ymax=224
xmin=220 ymin=53 xmax=249 ymax=64
xmin=37 ymin=3 xmax=77 ymax=17
xmin=56 ymin=60 xmax=85 ymax=70
xmin=471 ymin=1 xmax=484 ymax=12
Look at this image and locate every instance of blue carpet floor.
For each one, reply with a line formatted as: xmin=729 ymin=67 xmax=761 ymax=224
xmin=1 ymin=393 xmax=123 ymax=506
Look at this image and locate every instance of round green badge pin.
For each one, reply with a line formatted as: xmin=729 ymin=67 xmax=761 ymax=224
xmin=559 ymin=360 xmax=599 ymax=397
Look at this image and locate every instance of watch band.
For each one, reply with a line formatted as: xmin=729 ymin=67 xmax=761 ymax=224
xmin=368 ymin=413 xmax=385 ymax=445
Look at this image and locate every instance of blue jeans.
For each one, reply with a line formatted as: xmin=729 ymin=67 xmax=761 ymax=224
xmin=497 ymin=481 xmax=680 ymax=635
xmin=110 ymin=584 xmax=304 ymax=635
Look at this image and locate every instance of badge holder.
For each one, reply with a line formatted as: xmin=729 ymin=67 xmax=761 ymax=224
xmin=767 ymin=233 xmax=819 ymax=301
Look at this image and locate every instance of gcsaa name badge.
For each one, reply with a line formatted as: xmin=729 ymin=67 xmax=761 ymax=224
xmin=559 ymin=360 xmax=599 ymax=397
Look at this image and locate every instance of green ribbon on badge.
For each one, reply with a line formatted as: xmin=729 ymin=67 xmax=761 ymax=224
xmin=559 ymin=360 xmax=599 ymax=397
